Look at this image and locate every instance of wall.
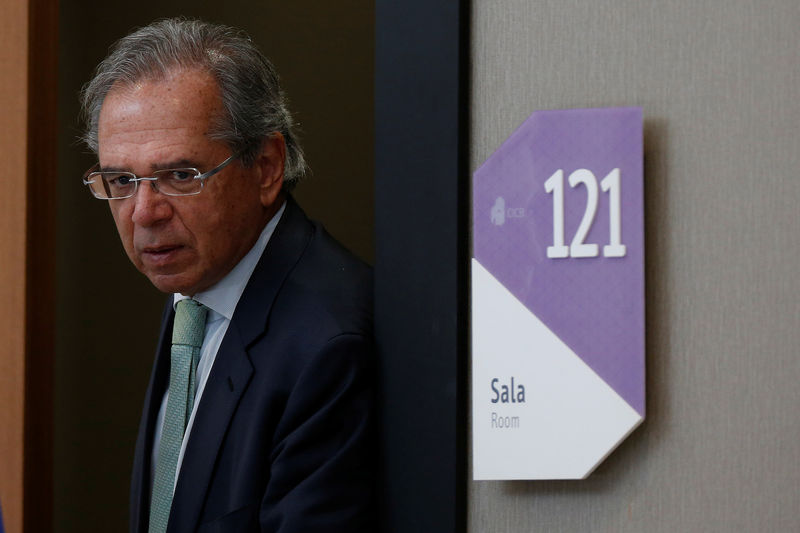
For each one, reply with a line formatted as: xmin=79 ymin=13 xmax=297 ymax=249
xmin=470 ymin=1 xmax=799 ymax=531
xmin=1 ymin=0 xmax=57 ymax=531
xmin=56 ymin=2 xmax=373 ymax=531
xmin=0 ymin=3 xmax=30 ymax=531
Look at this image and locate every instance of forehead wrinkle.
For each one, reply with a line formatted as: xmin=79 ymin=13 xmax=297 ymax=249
xmin=99 ymin=91 xmax=220 ymax=146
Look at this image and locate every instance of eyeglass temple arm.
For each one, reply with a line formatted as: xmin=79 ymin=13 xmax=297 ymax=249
xmin=198 ymin=154 xmax=236 ymax=180
xmin=81 ymin=165 xmax=113 ymax=198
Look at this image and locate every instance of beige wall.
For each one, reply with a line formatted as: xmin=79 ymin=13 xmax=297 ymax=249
xmin=1 ymin=0 xmax=57 ymax=531
xmin=0 ymin=3 xmax=29 ymax=531
xmin=56 ymin=3 xmax=373 ymax=531
xmin=469 ymin=1 xmax=800 ymax=531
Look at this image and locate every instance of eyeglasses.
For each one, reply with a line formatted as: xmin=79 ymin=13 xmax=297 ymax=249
xmin=82 ymin=154 xmax=237 ymax=200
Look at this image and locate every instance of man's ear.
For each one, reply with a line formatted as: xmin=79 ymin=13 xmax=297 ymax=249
xmin=257 ymin=132 xmax=286 ymax=208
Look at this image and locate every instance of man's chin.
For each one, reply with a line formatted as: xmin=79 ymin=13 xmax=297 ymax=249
xmin=143 ymin=271 xmax=200 ymax=296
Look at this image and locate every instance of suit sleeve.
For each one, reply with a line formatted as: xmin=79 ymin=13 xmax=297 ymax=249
xmin=260 ymin=333 xmax=376 ymax=533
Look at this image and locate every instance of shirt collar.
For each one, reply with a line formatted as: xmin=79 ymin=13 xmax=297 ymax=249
xmin=173 ymin=200 xmax=286 ymax=320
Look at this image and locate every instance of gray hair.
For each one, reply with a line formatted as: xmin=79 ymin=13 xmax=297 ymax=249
xmin=80 ymin=18 xmax=307 ymax=191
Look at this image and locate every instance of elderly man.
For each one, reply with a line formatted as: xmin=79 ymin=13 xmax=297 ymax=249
xmin=80 ymin=18 xmax=374 ymax=532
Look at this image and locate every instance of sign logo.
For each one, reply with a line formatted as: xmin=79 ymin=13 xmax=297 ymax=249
xmin=491 ymin=197 xmax=505 ymax=226
xmin=490 ymin=196 xmax=526 ymax=227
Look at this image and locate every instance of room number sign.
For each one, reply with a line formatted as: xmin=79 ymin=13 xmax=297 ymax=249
xmin=472 ymin=107 xmax=645 ymax=480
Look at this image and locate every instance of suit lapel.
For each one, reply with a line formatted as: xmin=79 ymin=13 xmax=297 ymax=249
xmin=167 ymin=197 xmax=313 ymax=531
xmin=168 ymin=325 xmax=253 ymax=532
xmin=229 ymin=196 xmax=314 ymax=347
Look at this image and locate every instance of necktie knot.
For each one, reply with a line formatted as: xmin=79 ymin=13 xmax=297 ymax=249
xmin=172 ymin=299 xmax=208 ymax=348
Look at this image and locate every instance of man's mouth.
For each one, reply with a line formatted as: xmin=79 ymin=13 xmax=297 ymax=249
xmin=140 ymin=245 xmax=184 ymax=264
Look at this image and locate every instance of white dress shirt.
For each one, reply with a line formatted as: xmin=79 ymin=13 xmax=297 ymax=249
xmin=151 ymin=201 xmax=286 ymax=493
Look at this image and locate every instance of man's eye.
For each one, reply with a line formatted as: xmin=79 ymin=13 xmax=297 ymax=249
xmin=167 ymin=170 xmax=195 ymax=181
xmin=107 ymin=174 xmax=132 ymax=186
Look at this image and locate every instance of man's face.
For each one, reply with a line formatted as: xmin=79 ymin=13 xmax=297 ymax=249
xmin=97 ymin=69 xmax=283 ymax=295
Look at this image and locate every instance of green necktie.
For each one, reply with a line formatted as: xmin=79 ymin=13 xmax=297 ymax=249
xmin=149 ymin=299 xmax=207 ymax=533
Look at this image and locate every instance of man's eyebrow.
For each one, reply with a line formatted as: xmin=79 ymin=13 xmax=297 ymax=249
xmin=97 ymin=165 xmax=129 ymax=173
xmin=153 ymin=159 xmax=197 ymax=170
xmin=98 ymin=160 xmax=198 ymax=173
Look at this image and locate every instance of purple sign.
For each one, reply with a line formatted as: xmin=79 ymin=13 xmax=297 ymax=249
xmin=472 ymin=108 xmax=645 ymax=480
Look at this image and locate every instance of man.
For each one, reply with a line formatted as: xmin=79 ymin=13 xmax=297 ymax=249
xmin=80 ymin=18 xmax=374 ymax=532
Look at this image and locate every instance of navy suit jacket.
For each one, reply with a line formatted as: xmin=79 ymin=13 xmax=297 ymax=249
xmin=129 ymin=197 xmax=375 ymax=532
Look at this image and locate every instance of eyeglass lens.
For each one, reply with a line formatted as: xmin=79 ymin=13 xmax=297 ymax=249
xmin=88 ymin=169 xmax=202 ymax=199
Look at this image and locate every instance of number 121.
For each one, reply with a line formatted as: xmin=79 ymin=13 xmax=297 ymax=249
xmin=543 ymin=168 xmax=626 ymax=259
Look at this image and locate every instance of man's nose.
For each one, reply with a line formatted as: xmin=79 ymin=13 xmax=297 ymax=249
xmin=131 ymin=180 xmax=173 ymax=226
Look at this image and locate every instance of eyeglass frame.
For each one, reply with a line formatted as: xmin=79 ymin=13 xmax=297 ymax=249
xmin=81 ymin=154 xmax=238 ymax=200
